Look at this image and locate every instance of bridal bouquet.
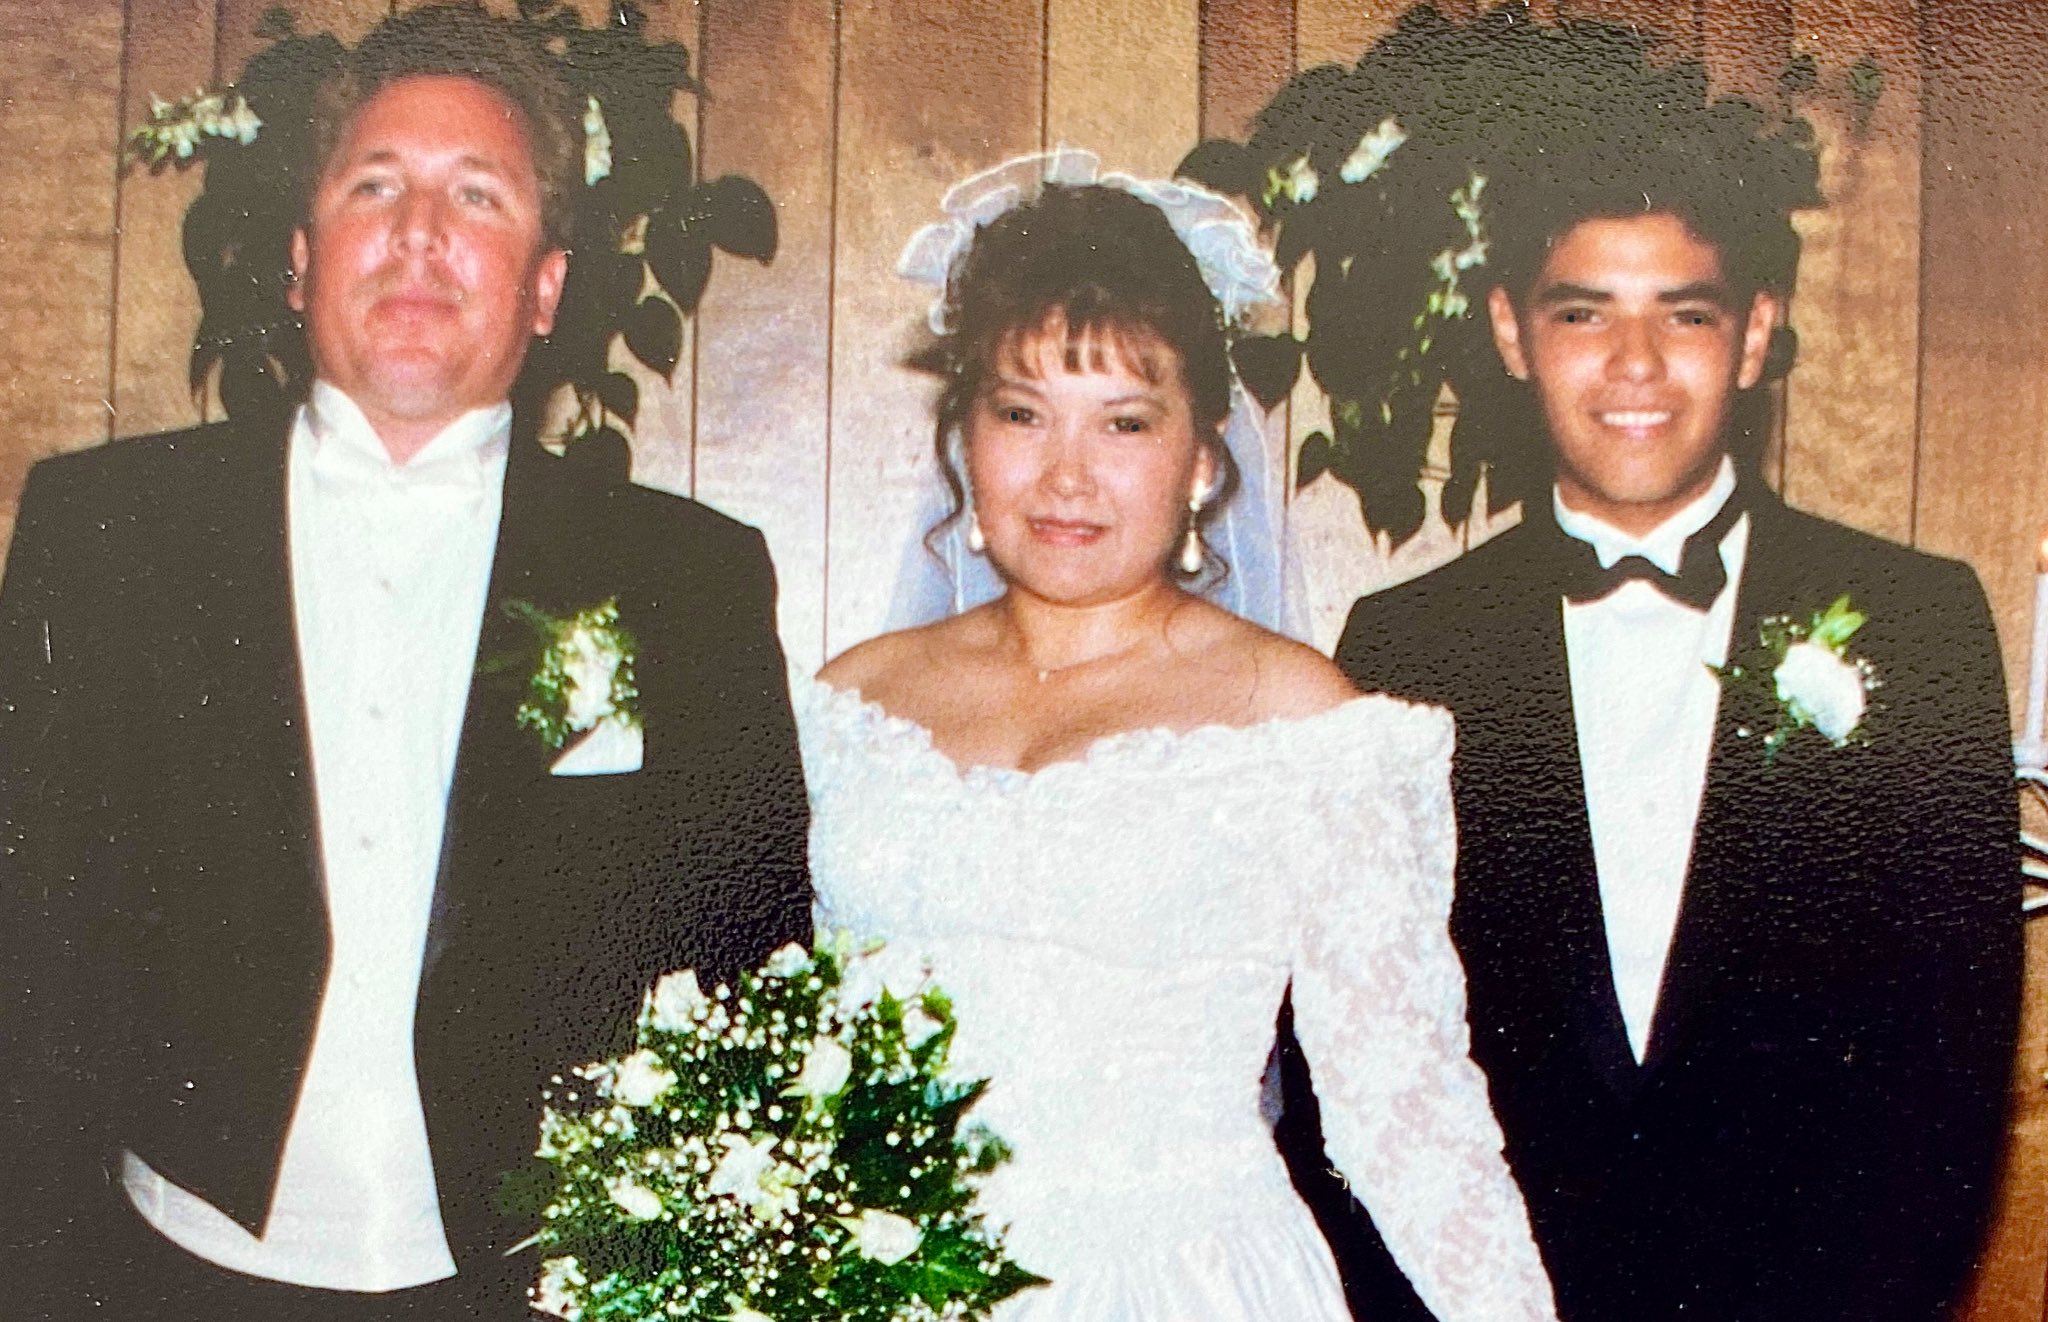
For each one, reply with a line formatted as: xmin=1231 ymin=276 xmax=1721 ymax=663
xmin=527 ymin=937 xmax=1044 ymax=1321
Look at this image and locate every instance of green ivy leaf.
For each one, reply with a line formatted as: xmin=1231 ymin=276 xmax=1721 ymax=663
xmin=622 ymin=296 xmax=683 ymax=378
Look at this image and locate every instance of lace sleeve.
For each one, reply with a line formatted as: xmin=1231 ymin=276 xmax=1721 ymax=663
xmin=1289 ymin=700 xmax=1558 ymax=1322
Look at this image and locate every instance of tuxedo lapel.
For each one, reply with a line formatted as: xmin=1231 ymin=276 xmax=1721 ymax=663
xmin=176 ymin=419 xmax=323 ymax=947
xmin=1644 ymin=494 xmax=1807 ymax=1069
xmin=423 ymin=432 xmax=583 ymax=973
xmin=1465 ymin=521 xmax=1641 ymax=1094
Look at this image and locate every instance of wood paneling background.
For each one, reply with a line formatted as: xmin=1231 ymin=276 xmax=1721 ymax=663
xmin=3 ymin=0 xmax=2046 ymax=1313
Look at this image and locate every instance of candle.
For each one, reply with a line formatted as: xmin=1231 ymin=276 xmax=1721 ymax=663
xmin=2020 ymin=530 xmax=2048 ymax=768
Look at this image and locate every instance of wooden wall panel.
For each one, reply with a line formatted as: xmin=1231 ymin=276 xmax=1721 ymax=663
xmin=1779 ymin=0 xmax=1920 ymax=544
xmin=1700 ymin=0 xmax=1790 ymax=101
xmin=695 ymin=0 xmax=837 ymax=668
xmin=1198 ymin=0 xmax=1292 ymax=142
xmin=1918 ymin=5 xmax=2048 ymax=1318
xmin=824 ymin=0 xmax=1043 ymax=658
xmin=217 ymin=0 xmax=383 ymax=72
xmin=1045 ymin=0 xmax=1197 ymax=175
xmin=1557 ymin=0 xmax=1695 ymax=49
xmin=112 ymin=0 xmax=218 ymax=440
xmin=0 ymin=0 xmax=127 ymax=546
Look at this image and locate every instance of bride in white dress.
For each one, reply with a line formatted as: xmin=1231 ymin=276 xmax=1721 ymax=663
xmin=796 ymin=156 xmax=1556 ymax=1321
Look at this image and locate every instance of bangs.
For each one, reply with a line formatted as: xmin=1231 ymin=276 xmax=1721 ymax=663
xmin=989 ymin=307 xmax=1178 ymax=388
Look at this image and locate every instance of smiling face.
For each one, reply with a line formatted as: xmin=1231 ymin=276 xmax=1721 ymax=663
xmin=289 ymin=75 xmax=568 ymax=460
xmin=965 ymin=317 xmax=1219 ymax=608
xmin=1488 ymin=212 xmax=1777 ymax=536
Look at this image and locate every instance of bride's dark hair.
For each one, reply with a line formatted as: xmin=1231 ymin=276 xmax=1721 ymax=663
xmin=912 ymin=184 xmax=1240 ymax=575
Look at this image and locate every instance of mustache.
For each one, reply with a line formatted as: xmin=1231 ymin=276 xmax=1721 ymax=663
xmin=364 ymin=263 xmax=465 ymax=305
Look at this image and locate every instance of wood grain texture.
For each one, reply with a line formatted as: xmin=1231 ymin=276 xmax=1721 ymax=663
xmin=1557 ymin=0 xmax=1696 ymax=53
xmin=112 ymin=0 xmax=218 ymax=439
xmin=1917 ymin=5 xmax=2048 ymax=1318
xmin=1198 ymin=0 xmax=1292 ymax=142
xmin=0 ymin=0 xmax=127 ymax=544
xmin=216 ymin=0 xmax=383 ymax=73
xmin=824 ymin=0 xmax=1042 ymax=657
xmin=1045 ymin=0 xmax=1196 ymax=175
xmin=694 ymin=0 xmax=837 ymax=668
xmin=1779 ymin=0 xmax=1919 ymax=543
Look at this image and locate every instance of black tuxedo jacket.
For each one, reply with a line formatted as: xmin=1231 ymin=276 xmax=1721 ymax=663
xmin=0 ymin=418 xmax=811 ymax=1316
xmin=1290 ymin=489 xmax=2019 ymax=1322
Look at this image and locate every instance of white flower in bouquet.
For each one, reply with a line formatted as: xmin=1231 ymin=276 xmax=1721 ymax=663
xmin=601 ymin=1049 xmax=677 ymax=1108
xmin=837 ymin=943 xmax=931 ymax=1013
xmin=534 ymin=1255 xmax=588 ymax=1319
xmin=604 ymin=1175 xmax=664 ymax=1221
xmin=707 ymin=1133 xmax=800 ymax=1222
xmin=902 ymin=1004 xmax=945 ymax=1049
xmin=848 ymin=1208 xmax=924 ymax=1265
xmin=526 ymin=937 xmax=1044 ymax=1320
xmin=1773 ymin=641 xmax=1867 ymax=743
xmin=764 ymin=942 xmax=813 ymax=978
xmin=785 ymin=1035 xmax=852 ymax=1100
xmin=646 ymin=968 xmax=707 ymax=1032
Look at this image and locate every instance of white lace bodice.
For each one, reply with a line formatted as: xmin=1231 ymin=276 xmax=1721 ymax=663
xmin=795 ymin=673 xmax=1556 ymax=1322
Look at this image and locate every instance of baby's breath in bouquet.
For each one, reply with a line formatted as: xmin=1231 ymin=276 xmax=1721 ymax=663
xmin=528 ymin=937 xmax=1045 ymax=1321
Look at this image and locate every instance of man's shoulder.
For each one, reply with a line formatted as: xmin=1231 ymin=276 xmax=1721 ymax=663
xmin=1759 ymin=500 xmax=1985 ymax=608
xmin=1335 ymin=520 xmax=1546 ymax=702
xmin=1343 ymin=519 xmax=1548 ymax=644
xmin=27 ymin=421 xmax=257 ymax=490
xmin=551 ymin=464 xmax=770 ymax=579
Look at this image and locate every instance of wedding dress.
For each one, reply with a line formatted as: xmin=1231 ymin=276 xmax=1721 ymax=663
xmin=795 ymin=673 xmax=1557 ymax=1321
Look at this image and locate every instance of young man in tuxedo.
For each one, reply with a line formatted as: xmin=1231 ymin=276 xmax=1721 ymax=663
xmin=1307 ymin=131 xmax=2020 ymax=1319
xmin=0 ymin=7 xmax=809 ymax=1318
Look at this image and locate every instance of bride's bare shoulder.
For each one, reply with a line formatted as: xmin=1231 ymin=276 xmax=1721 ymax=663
xmin=1246 ymin=632 xmax=1358 ymax=720
xmin=1179 ymin=605 xmax=1355 ymax=721
xmin=817 ymin=612 xmax=989 ymax=704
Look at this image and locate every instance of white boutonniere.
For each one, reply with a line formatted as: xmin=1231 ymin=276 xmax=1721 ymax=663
xmin=507 ymin=597 xmax=642 ymax=757
xmin=1716 ymin=594 xmax=1881 ymax=765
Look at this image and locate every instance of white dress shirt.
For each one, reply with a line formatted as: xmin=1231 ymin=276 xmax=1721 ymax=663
xmin=122 ymin=382 xmax=508 ymax=1290
xmin=1557 ymin=459 xmax=1746 ymax=1063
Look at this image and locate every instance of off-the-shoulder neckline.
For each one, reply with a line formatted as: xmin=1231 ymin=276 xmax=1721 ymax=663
xmin=793 ymin=669 xmax=1447 ymax=785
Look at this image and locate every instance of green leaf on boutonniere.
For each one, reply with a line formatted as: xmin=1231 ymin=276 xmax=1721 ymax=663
xmin=1715 ymin=592 xmax=1880 ymax=767
xmin=1808 ymin=594 xmax=1867 ymax=650
xmin=505 ymin=597 xmax=641 ymax=752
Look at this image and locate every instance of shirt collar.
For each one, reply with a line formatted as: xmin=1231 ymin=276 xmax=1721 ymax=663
xmin=302 ymin=381 xmax=511 ymax=490
xmin=1552 ymin=456 xmax=1738 ymax=576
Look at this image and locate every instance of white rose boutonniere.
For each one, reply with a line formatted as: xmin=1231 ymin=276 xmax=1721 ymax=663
xmin=506 ymin=597 xmax=641 ymax=753
xmin=1716 ymin=594 xmax=1881 ymax=764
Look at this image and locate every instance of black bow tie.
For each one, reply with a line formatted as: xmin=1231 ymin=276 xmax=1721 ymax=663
xmin=1559 ymin=495 xmax=1742 ymax=612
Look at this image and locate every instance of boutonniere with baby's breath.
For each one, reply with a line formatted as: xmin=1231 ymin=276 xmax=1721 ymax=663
xmin=1715 ymin=594 xmax=1881 ymax=766
xmin=507 ymin=597 xmax=642 ymax=752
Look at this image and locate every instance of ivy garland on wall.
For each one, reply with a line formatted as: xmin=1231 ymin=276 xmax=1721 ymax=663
xmin=126 ymin=1 xmax=775 ymax=471
xmin=1179 ymin=1 xmax=1870 ymax=544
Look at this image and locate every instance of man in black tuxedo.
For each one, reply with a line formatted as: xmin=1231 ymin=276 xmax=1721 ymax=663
xmin=0 ymin=7 xmax=808 ymax=1318
xmin=1297 ymin=128 xmax=2020 ymax=1319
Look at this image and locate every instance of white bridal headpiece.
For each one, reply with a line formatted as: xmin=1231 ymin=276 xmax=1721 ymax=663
xmin=887 ymin=147 xmax=1304 ymax=638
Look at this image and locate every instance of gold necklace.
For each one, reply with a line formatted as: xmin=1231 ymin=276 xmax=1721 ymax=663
xmin=1028 ymin=639 xmax=1148 ymax=684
